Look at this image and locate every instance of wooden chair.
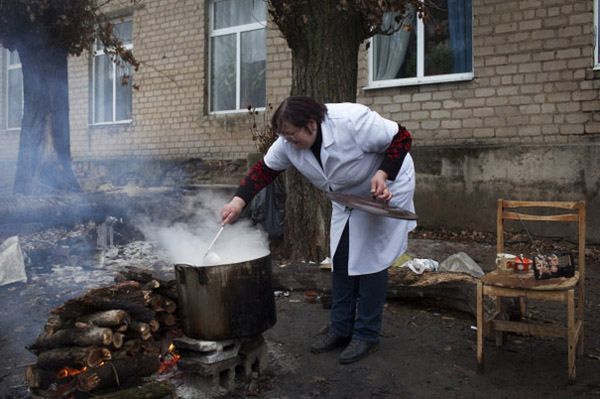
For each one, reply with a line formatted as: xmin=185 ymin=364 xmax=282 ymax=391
xmin=476 ymin=199 xmax=586 ymax=384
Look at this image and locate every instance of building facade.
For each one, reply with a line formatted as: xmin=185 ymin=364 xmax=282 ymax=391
xmin=1 ymin=0 xmax=599 ymax=239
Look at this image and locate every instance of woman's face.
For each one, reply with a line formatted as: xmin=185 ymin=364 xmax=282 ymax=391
xmin=279 ymin=120 xmax=317 ymax=149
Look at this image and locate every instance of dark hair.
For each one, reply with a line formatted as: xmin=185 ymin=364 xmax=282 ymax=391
xmin=270 ymin=96 xmax=328 ymax=133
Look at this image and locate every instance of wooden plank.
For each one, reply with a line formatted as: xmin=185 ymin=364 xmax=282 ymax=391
xmin=502 ymin=200 xmax=580 ymax=209
xmin=476 ymin=281 xmax=484 ymax=372
xmin=568 ymin=290 xmax=576 ymax=383
xmin=502 ymin=211 xmax=578 ymax=222
xmin=485 ymin=285 xmax=571 ymax=300
xmin=481 ymin=270 xmax=578 ymax=291
xmin=491 ymin=320 xmax=566 ymax=338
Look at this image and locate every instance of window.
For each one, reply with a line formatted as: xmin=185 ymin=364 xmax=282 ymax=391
xmin=368 ymin=0 xmax=473 ymax=89
xmin=595 ymin=0 xmax=600 ymax=69
xmin=92 ymin=18 xmax=133 ymax=124
xmin=6 ymin=49 xmax=23 ymax=129
xmin=209 ymin=0 xmax=266 ymax=113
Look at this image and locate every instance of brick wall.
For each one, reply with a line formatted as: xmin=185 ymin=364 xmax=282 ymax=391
xmin=357 ymin=0 xmax=599 ymax=146
xmin=1 ymin=0 xmax=599 ymax=238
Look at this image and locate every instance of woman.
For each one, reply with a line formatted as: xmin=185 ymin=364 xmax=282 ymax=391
xmin=221 ymin=96 xmax=416 ymax=364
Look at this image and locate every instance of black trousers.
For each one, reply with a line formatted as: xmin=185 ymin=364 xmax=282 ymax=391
xmin=330 ymin=223 xmax=389 ymax=343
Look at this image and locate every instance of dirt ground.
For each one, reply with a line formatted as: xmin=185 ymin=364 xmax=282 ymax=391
xmin=1 ymin=228 xmax=599 ymax=399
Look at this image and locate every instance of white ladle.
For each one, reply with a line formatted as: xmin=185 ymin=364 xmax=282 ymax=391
xmin=202 ymin=225 xmax=224 ymax=264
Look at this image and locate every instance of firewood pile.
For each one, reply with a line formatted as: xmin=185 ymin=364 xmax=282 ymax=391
xmin=25 ymin=266 xmax=181 ymax=398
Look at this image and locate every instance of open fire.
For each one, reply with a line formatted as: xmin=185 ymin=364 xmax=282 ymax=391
xmin=25 ymin=266 xmax=182 ymax=397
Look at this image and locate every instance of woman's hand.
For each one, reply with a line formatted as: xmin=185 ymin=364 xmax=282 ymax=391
xmin=370 ymin=170 xmax=392 ymax=202
xmin=221 ymin=196 xmax=246 ymax=225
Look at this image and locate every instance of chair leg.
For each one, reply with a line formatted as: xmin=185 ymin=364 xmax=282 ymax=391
xmin=577 ymin=288 xmax=584 ymax=357
xmin=519 ymin=297 xmax=526 ymax=319
xmin=477 ymin=281 xmax=484 ymax=373
xmin=567 ymin=290 xmax=576 ymax=384
xmin=495 ymin=297 xmax=504 ymax=347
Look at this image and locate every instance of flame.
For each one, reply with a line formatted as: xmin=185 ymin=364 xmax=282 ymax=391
xmin=158 ymin=343 xmax=180 ymax=373
xmin=56 ymin=366 xmax=88 ymax=379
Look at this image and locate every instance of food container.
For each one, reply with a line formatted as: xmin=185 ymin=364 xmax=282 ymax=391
xmin=496 ymin=253 xmax=517 ymax=272
xmin=175 ymin=253 xmax=276 ymax=340
xmin=512 ymin=256 xmax=533 ymax=273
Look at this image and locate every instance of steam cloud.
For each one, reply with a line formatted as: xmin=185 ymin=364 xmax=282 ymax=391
xmin=138 ymin=192 xmax=270 ymax=266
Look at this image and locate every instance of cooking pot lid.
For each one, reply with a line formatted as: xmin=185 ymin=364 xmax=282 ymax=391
xmin=325 ymin=192 xmax=418 ymax=220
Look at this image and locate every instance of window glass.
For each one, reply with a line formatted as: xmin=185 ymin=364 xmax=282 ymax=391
xmin=6 ymin=50 xmax=23 ymax=129
xmin=213 ymin=0 xmax=266 ymax=29
xmin=115 ymin=62 xmax=132 ymax=121
xmin=93 ymin=18 xmax=133 ymax=124
xmin=371 ymin=0 xmax=472 ymax=86
xmin=425 ymin=0 xmax=472 ymax=76
xmin=94 ymin=54 xmax=114 ymax=122
xmin=240 ymin=29 xmax=266 ymax=109
xmin=210 ymin=0 xmax=266 ymax=112
xmin=211 ymin=34 xmax=236 ymax=112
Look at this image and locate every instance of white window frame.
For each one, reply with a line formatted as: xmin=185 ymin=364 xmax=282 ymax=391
xmin=365 ymin=2 xmax=474 ymax=90
xmin=92 ymin=16 xmax=133 ymax=125
xmin=595 ymin=0 xmax=600 ymax=70
xmin=5 ymin=49 xmax=23 ymax=130
xmin=208 ymin=0 xmax=266 ymax=115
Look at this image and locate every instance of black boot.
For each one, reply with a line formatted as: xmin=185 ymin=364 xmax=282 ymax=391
xmin=338 ymin=339 xmax=379 ymax=364
xmin=310 ymin=331 xmax=351 ymax=354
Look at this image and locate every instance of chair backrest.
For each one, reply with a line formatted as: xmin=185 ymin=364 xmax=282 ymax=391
xmin=497 ymin=199 xmax=586 ymax=281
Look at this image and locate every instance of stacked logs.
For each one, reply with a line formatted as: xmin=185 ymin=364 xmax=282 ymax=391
xmin=26 ymin=267 xmax=180 ymax=397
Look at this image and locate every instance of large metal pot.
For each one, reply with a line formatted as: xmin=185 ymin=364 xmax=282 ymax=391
xmin=174 ymin=253 xmax=276 ymax=340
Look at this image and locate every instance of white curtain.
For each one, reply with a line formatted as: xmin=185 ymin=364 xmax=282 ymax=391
xmin=375 ymin=7 xmax=415 ymax=80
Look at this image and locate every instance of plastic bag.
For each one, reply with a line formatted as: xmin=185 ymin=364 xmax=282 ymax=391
xmin=401 ymin=258 xmax=439 ymax=274
xmin=438 ymin=252 xmax=484 ymax=278
xmin=0 ymin=236 xmax=27 ymax=286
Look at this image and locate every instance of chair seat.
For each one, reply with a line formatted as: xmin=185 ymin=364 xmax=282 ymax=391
xmin=481 ymin=270 xmax=579 ymax=291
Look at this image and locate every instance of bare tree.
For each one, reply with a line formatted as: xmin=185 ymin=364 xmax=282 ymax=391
xmin=0 ymin=0 xmax=139 ymax=195
xmin=267 ymin=0 xmax=429 ymax=260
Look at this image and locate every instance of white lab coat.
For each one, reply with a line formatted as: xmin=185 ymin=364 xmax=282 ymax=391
xmin=264 ymin=103 xmax=417 ymax=275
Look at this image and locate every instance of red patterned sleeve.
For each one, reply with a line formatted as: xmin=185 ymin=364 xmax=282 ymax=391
xmin=378 ymin=125 xmax=412 ymax=180
xmin=234 ymin=160 xmax=282 ymax=204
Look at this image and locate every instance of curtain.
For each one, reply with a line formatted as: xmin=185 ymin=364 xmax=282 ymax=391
xmin=374 ymin=7 xmax=415 ymax=80
xmin=448 ymin=0 xmax=472 ymax=73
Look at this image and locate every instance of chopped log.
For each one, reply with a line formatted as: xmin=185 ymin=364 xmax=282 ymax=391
xmin=44 ymin=314 xmax=70 ymax=335
xmin=112 ymin=333 xmax=124 ymax=349
xmin=148 ymin=319 xmax=160 ymax=333
xmin=156 ymin=312 xmax=176 ymax=327
xmin=76 ymin=354 xmax=161 ymax=392
xmin=26 ymin=365 xmax=57 ymax=389
xmin=36 ymin=347 xmax=111 ymax=369
xmin=149 ymin=294 xmax=176 ymax=313
xmin=112 ymin=339 xmax=142 ymax=360
xmin=91 ymin=381 xmax=175 ymax=399
xmin=142 ymin=279 xmax=161 ymax=290
xmin=78 ymin=310 xmax=131 ymax=327
xmin=129 ymin=320 xmax=152 ymax=340
xmin=115 ymin=266 xmax=169 ymax=287
xmin=75 ymin=321 xmax=92 ymax=329
xmin=54 ymin=283 xmax=156 ymax=323
xmin=271 ymin=262 xmax=510 ymax=318
xmin=30 ymin=327 xmax=113 ymax=351
xmin=115 ymin=266 xmax=178 ymax=300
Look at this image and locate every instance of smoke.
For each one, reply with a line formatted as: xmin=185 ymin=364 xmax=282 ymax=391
xmin=137 ymin=191 xmax=270 ymax=266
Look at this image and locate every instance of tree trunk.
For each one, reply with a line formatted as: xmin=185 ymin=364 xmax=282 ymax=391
xmin=270 ymin=0 xmax=367 ymax=261
xmin=14 ymin=40 xmax=80 ymax=195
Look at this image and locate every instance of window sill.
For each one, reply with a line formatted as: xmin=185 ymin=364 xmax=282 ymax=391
xmin=210 ymin=107 xmax=266 ymax=117
xmin=89 ymin=120 xmax=133 ymax=127
xmin=363 ymin=72 xmax=474 ymax=90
